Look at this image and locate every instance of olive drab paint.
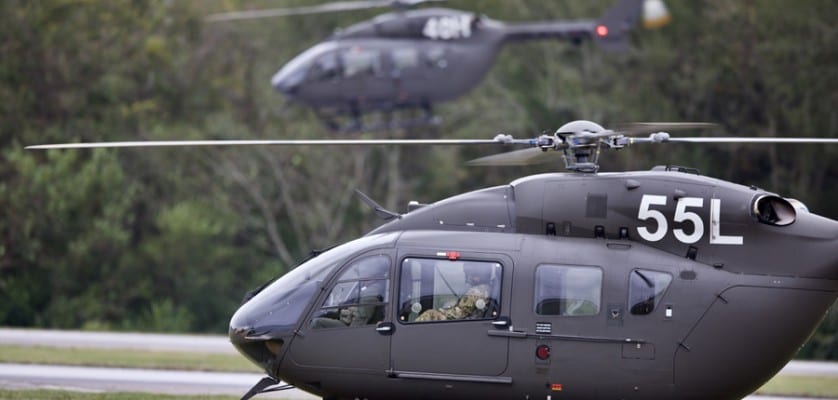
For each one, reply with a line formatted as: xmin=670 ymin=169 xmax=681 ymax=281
xmin=230 ymin=169 xmax=838 ymax=400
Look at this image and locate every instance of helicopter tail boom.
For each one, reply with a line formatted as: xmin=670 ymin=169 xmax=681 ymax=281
xmin=500 ymin=0 xmax=664 ymax=52
xmin=500 ymin=20 xmax=597 ymax=44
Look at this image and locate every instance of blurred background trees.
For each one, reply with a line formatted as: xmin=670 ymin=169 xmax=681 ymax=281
xmin=0 ymin=0 xmax=835 ymax=357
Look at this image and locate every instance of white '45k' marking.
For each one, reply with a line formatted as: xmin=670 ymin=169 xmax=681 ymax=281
xmin=422 ymin=15 xmax=473 ymax=40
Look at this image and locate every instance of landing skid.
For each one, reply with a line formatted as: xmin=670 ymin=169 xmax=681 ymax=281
xmin=241 ymin=376 xmax=295 ymax=400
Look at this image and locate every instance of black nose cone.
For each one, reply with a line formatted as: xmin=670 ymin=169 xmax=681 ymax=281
xmin=229 ymin=323 xmax=287 ymax=375
xmin=271 ymin=66 xmax=305 ymax=96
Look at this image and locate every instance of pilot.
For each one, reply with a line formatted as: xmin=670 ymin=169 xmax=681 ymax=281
xmin=416 ymin=263 xmax=493 ymax=321
xmin=311 ymin=280 xmax=387 ymax=328
xmin=347 ymin=280 xmax=386 ymax=326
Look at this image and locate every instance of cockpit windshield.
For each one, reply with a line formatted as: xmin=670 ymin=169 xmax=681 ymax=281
xmin=230 ymin=233 xmax=398 ymax=335
xmin=271 ymin=41 xmax=340 ymax=91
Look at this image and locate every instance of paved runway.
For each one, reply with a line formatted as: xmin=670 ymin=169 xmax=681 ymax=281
xmin=0 ymin=363 xmax=315 ymax=399
xmin=0 ymin=328 xmax=835 ymax=399
xmin=0 ymin=327 xmax=237 ymax=354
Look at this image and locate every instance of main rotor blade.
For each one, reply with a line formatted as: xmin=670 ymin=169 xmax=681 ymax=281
xmin=206 ymin=0 xmax=443 ymax=22
xmin=466 ymin=148 xmax=556 ymax=167
xmin=25 ymin=138 xmax=503 ymax=150
xmin=207 ymin=1 xmax=390 ymax=22
xmin=615 ymin=122 xmax=718 ymax=135
xmin=663 ymin=137 xmax=838 ymax=144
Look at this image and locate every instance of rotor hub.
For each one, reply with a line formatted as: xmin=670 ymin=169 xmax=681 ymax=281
xmin=554 ymin=120 xmax=608 ymax=173
xmin=555 ymin=120 xmax=606 ymax=135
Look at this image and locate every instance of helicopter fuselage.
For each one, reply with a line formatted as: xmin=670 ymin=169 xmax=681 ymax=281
xmin=269 ymin=4 xmax=617 ymax=117
xmin=271 ymin=9 xmax=506 ymax=114
xmin=230 ymin=169 xmax=838 ymax=400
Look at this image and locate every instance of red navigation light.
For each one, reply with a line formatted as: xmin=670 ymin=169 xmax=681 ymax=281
xmin=536 ymin=344 xmax=551 ymax=360
xmin=596 ymin=25 xmax=609 ymax=37
xmin=436 ymin=251 xmax=461 ymax=261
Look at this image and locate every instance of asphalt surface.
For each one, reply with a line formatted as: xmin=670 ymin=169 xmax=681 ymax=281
xmin=0 ymin=327 xmax=237 ymax=354
xmin=0 ymin=363 xmax=315 ymax=399
xmin=0 ymin=328 xmax=835 ymax=399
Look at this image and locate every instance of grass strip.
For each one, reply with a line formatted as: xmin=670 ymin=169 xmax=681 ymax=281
xmin=0 ymin=345 xmax=260 ymax=373
xmin=755 ymin=375 xmax=838 ymax=398
xmin=0 ymin=389 xmax=237 ymax=399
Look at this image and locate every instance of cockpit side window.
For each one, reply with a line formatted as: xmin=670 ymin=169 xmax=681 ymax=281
xmin=628 ymin=269 xmax=672 ymax=315
xmin=342 ymin=47 xmax=382 ymax=78
xmin=308 ymin=51 xmax=341 ymax=82
xmin=535 ymin=265 xmax=602 ymax=316
xmin=398 ymin=257 xmax=501 ymax=323
xmin=310 ymin=254 xmax=390 ymax=329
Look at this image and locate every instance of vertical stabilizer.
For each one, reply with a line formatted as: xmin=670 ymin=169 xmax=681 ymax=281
xmin=594 ymin=0 xmax=645 ymax=52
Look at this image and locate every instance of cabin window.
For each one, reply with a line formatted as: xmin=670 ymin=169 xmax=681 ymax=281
xmin=391 ymin=48 xmax=420 ymax=70
xmin=308 ymin=51 xmax=341 ymax=82
xmin=310 ymin=254 xmax=390 ymax=329
xmin=342 ymin=48 xmax=382 ymax=78
xmin=535 ymin=265 xmax=602 ymax=316
xmin=628 ymin=269 xmax=672 ymax=315
xmin=398 ymin=257 xmax=501 ymax=323
xmin=425 ymin=47 xmax=448 ymax=69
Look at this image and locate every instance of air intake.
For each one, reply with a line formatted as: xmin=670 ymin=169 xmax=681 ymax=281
xmin=753 ymin=195 xmax=796 ymax=226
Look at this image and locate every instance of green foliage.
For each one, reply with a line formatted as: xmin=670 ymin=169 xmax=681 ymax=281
xmin=0 ymin=0 xmax=835 ymax=359
xmin=798 ymin=306 xmax=838 ymax=359
xmin=0 ymin=0 xmax=283 ymax=333
xmin=1 ymin=147 xmax=135 ymax=327
xmin=132 ymin=299 xmax=194 ymax=333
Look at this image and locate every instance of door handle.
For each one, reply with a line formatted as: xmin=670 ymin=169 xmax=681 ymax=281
xmin=376 ymin=322 xmax=395 ymax=335
xmin=492 ymin=316 xmax=512 ymax=328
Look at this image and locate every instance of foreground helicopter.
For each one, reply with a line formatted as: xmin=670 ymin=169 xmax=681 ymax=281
xmin=28 ymin=120 xmax=838 ymax=399
xmin=208 ymin=0 xmax=670 ymax=130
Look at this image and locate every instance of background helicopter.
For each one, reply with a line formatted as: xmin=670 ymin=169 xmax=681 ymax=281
xmin=207 ymin=0 xmax=671 ymax=131
xmin=27 ymin=120 xmax=838 ymax=400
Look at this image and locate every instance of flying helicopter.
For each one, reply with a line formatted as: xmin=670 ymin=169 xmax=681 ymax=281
xmin=27 ymin=120 xmax=838 ymax=400
xmin=207 ymin=0 xmax=671 ymax=131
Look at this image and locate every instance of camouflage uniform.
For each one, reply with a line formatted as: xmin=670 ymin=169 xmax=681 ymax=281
xmin=416 ymin=284 xmax=491 ymax=321
xmin=311 ymin=304 xmax=375 ymax=328
xmin=311 ymin=281 xmax=387 ymax=328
